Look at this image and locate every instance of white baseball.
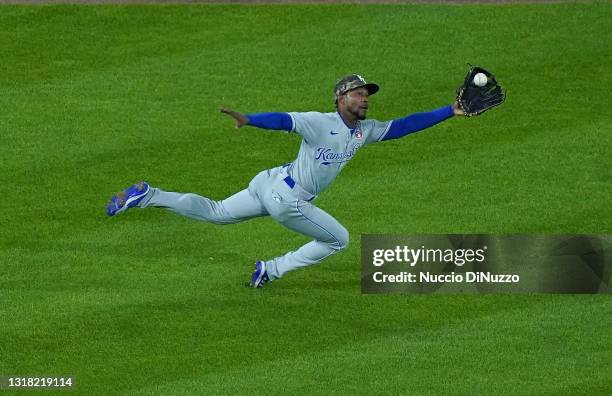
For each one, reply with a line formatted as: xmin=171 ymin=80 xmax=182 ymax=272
xmin=473 ymin=73 xmax=488 ymax=87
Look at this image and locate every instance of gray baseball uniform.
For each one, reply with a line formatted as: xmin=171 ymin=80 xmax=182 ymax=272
xmin=138 ymin=111 xmax=391 ymax=280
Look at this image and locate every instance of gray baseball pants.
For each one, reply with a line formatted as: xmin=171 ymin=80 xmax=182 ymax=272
xmin=137 ymin=165 xmax=348 ymax=280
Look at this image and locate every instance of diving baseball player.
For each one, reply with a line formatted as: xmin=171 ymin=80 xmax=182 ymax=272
xmin=106 ymin=74 xmax=467 ymax=288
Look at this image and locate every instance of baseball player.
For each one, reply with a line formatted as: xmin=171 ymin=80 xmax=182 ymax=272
xmin=106 ymin=74 xmax=466 ymax=288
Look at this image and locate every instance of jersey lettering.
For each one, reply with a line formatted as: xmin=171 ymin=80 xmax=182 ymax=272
xmin=314 ymin=144 xmax=363 ymax=165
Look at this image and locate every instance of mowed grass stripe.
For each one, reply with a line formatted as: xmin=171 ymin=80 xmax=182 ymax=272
xmin=125 ymin=296 xmax=612 ymax=395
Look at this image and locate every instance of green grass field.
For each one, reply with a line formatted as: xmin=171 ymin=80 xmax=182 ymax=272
xmin=1 ymin=2 xmax=611 ymax=394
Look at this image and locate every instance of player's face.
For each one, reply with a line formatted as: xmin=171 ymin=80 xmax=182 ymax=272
xmin=342 ymin=87 xmax=369 ymax=120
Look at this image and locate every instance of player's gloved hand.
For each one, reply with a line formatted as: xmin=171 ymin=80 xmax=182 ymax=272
xmin=455 ymin=65 xmax=505 ymax=117
xmin=220 ymin=107 xmax=249 ymax=128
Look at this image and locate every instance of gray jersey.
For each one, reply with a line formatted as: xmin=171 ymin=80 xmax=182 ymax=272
xmin=286 ymin=112 xmax=391 ymax=195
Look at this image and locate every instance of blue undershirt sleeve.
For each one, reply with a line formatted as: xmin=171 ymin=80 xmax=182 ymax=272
xmin=246 ymin=112 xmax=294 ymax=132
xmin=381 ymin=105 xmax=454 ymax=141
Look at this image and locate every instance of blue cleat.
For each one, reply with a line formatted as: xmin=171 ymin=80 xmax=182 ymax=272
xmin=249 ymin=260 xmax=269 ymax=288
xmin=106 ymin=181 xmax=150 ymax=217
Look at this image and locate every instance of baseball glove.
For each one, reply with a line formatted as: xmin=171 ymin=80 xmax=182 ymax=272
xmin=456 ymin=65 xmax=505 ymax=117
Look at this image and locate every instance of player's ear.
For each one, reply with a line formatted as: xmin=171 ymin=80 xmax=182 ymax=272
xmin=336 ymin=94 xmax=345 ymax=107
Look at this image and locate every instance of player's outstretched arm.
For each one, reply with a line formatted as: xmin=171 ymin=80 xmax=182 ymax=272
xmin=381 ymin=102 xmax=462 ymax=142
xmin=220 ymin=107 xmax=293 ymax=132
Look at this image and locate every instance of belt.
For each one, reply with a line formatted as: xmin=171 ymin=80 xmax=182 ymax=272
xmin=283 ymin=175 xmax=296 ymax=188
xmin=282 ymin=174 xmax=315 ymax=202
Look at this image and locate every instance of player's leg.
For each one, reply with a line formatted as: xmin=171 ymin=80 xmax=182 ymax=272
xmin=262 ymin=196 xmax=349 ymax=281
xmin=269 ymin=202 xmax=348 ymax=280
xmin=138 ymin=187 xmax=266 ymax=224
xmin=107 ymin=171 xmax=269 ymax=223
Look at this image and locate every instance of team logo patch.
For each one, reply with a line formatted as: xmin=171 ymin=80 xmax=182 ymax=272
xmin=355 ymin=130 xmax=363 ymax=139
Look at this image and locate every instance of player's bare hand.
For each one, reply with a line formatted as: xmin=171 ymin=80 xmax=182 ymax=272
xmin=452 ymin=101 xmax=465 ymax=116
xmin=220 ymin=107 xmax=249 ymax=128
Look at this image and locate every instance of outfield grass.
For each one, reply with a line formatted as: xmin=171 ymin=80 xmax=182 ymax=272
xmin=1 ymin=3 xmax=611 ymax=395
